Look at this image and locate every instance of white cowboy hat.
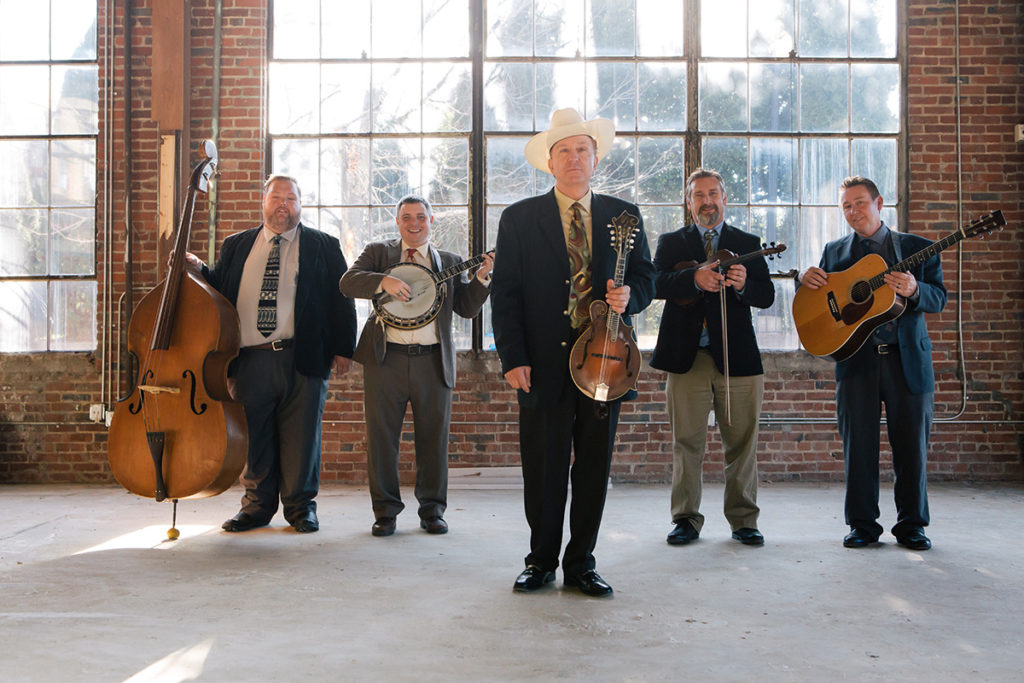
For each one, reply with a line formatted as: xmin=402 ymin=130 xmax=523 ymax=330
xmin=524 ymin=108 xmax=616 ymax=173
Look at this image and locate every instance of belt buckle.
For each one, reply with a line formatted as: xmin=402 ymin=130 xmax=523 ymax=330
xmin=270 ymin=339 xmax=287 ymax=351
xmin=876 ymin=344 xmax=891 ymax=355
xmin=408 ymin=343 xmax=423 ymax=355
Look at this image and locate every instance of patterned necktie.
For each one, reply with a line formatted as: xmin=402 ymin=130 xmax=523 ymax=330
xmin=257 ymin=235 xmax=281 ymax=337
xmin=567 ymin=202 xmax=592 ymax=329
xmin=704 ymin=229 xmax=715 ymax=260
xmin=406 ymin=247 xmax=418 ymax=263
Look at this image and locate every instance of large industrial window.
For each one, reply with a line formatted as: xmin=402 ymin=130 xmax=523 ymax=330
xmin=0 ymin=1 xmax=98 ymax=352
xmin=268 ymin=0 xmax=901 ymax=352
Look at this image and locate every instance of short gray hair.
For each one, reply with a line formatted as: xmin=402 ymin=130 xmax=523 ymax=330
xmin=685 ymin=168 xmax=726 ymax=200
xmin=395 ymin=195 xmax=432 ymax=217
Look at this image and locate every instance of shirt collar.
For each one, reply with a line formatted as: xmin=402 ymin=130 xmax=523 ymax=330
xmin=698 ymin=221 xmax=724 ymax=236
xmin=263 ymin=224 xmax=299 ymax=243
xmin=554 ymin=187 xmax=593 ymax=218
xmin=401 ymin=242 xmax=428 ymax=258
xmin=860 ymin=222 xmax=890 ymax=247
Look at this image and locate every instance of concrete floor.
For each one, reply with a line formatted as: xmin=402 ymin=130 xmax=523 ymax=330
xmin=1 ymin=480 xmax=1021 ymax=682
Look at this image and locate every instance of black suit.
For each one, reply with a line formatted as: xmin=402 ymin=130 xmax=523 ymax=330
xmin=492 ymin=189 xmax=655 ymax=575
xmin=203 ymin=223 xmax=357 ymax=523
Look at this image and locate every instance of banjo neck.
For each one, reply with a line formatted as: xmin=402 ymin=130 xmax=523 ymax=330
xmin=431 ymin=250 xmax=494 ymax=284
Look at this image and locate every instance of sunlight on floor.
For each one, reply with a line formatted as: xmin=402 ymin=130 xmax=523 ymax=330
xmin=73 ymin=525 xmax=216 ymax=554
xmin=123 ymin=638 xmax=214 ymax=683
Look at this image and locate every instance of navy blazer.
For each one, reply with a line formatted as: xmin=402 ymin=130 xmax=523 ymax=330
xmin=202 ymin=223 xmax=357 ymax=379
xmin=491 ymin=189 xmax=656 ymax=407
xmin=811 ymin=230 xmax=947 ymax=394
xmin=650 ymin=223 xmax=775 ymax=376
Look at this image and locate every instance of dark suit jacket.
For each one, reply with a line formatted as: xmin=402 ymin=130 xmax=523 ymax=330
xmin=812 ymin=230 xmax=947 ymax=394
xmin=339 ymin=239 xmax=491 ymax=388
xmin=650 ymin=223 xmax=775 ymax=376
xmin=202 ymin=223 xmax=357 ymax=379
xmin=491 ymin=189 xmax=656 ymax=408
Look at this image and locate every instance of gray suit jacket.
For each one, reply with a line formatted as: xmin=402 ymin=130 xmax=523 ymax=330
xmin=339 ymin=238 xmax=490 ymax=388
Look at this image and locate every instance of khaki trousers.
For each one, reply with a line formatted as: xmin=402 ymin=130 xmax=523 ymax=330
xmin=667 ymin=349 xmax=763 ymax=532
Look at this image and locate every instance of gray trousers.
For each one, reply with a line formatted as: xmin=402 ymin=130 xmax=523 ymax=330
xmin=363 ymin=346 xmax=451 ymax=520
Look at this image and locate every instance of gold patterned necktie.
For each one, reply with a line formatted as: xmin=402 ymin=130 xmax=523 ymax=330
xmin=567 ymin=202 xmax=592 ymax=329
xmin=704 ymin=229 xmax=715 ymax=260
xmin=257 ymin=235 xmax=281 ymax=337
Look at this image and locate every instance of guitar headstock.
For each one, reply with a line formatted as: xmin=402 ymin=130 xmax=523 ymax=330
xmin=608 ymin=211 xmax=640 ymax=255
xmin=963 ymin=210 xmax=1006 ymax=239
xmin=761 ymin=242 xmax=787 ymax=259
xmin=189 ymin=139 xmax=218 ymax=195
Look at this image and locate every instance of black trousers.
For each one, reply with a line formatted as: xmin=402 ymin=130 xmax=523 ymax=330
xmin=518 ymin=373 xmax=621 ymax=576
xmin=836 ymin=346 xmax=931 ymax=539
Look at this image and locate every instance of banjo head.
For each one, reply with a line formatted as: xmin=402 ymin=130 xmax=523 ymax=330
xmin=372 ymin=262 xmax=446 ymax=329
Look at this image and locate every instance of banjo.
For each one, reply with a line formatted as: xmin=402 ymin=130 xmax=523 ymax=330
xmin=372 ymin=250 xmax=493 ymax=330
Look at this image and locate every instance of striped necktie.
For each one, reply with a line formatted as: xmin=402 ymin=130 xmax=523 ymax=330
xmin=256 ymin=235 xmax=281 ymax=337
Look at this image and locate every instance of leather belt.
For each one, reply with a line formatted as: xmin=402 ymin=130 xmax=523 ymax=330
xmin=387 ymin=342 xmax=440 ymax=356
xmin=244 ymin=338 xmax=294 ymax=351
xmin=875 ymin=343 xmax=896 ymax=355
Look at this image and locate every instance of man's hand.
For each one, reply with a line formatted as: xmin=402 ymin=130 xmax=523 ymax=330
xmin=798 ymin=266 xmax=828 ymax=290
xmin=504 ymin=365 xmax=531 ymax=393
xmin=883 ymin=271 xmax=917 ymax=297
xmin=605 ymin=280 xmax=631 ymax=314
xmin=722 ymin=264 xmax=746 ymax=291
xmin=694 ymin=260 xmax=724 ymax=292
xmin=476 ymin=252 xmax=494 ymax=282
xmin=332 ymin=356 xmax=353 ymax=375
xmin=381 ymin=275 xmax=412 ymax=302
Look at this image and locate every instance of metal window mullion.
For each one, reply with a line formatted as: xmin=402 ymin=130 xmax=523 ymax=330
xmin=470 ymin=0 xmax=485 ymax=351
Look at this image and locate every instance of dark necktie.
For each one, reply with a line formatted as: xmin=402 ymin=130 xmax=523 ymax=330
xmin=257 ymin=235 xmax=281 ymax=337
xmin=704 ymin=229 xmax=715 ymax=260
xmin=406 ymin=248 xmax=418 ymax=263
xmin=567 ymin=202 xmax=592 ymax=329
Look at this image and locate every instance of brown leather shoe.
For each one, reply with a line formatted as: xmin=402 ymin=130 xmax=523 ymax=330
xmin=371 ymin=517 xmax=396 ymax=537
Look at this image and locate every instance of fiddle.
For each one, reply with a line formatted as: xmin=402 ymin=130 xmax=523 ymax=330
xmin=671 ymin=243 xmax=786 ymax=306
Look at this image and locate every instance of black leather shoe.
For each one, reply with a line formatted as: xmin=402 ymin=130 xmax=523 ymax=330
xmin=732 ymin=527 xmax=765 ymax=546
xmin=896 ymin=529 xmax=931 ymax=551
xmin=420 ymin=516 xmax=448 ymax=534
xmin=667 ymin=520 xmax=699 ymax=545
xmin=513 ymin=565 xmax=555 ymax=593
xmin=371 ymin=517 xmax=396 ymax=537
xmin=222 ymin=512 xmax=270 ymax=533
xmin=843 ymin=528 xmax=879 ymax=548
xmin=564 ymin=569 xmax=613 ymax=597
xmin=293 ymin=511 xmax=319 ymax=533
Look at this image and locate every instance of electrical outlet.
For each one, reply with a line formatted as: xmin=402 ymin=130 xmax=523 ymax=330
xmin=88 ymin=404 xmax=104 ymax=422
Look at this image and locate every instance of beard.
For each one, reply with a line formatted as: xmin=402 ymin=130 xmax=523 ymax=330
xmin=266 ymin=208 xmax=299 ymax=232
xmin=696 ymin=205 xmax=721 ymax=227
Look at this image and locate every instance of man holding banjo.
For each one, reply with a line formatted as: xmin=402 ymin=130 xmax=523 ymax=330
xmin=340 ymin=196 xmax=492 ymax=537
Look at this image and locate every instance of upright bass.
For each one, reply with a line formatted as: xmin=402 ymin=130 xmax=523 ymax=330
xmin=108 ymin=141 xmax=247 ymax=507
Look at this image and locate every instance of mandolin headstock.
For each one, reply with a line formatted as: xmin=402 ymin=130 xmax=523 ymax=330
xmin=608 ymin=210 xmax=639 ymax=256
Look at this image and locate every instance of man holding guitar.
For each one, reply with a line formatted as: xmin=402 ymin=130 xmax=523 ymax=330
xmin=492 ymin=109 xmax=655 ymax=597
xmin=340 ymin=196 xmax=492 ymax=537
xmin=797 ymin=176 xmax=947 ymax=551
xmin=650 ymin=168 xmax=776 ymax=549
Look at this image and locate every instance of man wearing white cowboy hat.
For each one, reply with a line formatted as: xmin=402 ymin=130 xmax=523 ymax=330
xmin=492 ymin=108 xmax=656 ymax=597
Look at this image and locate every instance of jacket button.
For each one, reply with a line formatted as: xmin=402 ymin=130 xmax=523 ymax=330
xmin=563 ymin=310 xmax=569 ymax=316
xmin=560 ymin=341 xmax=567 ymax=347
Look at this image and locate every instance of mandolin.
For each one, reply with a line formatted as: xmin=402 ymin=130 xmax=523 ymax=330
xmin=793 ymin=210 xmax=1005 ymax=361
xmin=672 ymin=243 xmax=786 ymax=306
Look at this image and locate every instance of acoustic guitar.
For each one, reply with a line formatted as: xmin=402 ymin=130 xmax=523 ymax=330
xmin=793 ymin=210 xmax=1005 ymax=362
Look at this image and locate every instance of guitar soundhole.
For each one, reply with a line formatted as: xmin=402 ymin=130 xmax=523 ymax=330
xmin=850 ymin=280 xmax=872 ymax=305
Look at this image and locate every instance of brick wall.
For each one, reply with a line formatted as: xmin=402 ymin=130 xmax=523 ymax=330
xmin=1 ymin=0 xmax=1021 ymax=485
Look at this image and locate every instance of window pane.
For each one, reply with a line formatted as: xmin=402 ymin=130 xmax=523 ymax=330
xmin=372 ymin=138 xmax=420 ymax=207
xmin=424 ymin=137 xmax=469 ymax=204
xmin=589 ymin=0 xmax=635 ymax=57
xmin=597 ymin=137 xmax=637 ymax=203
xmin=851 ymin=138 xmax=897 ymax=200
xmin=799 ymin=0 xmax=848 ymax=57
xmin=51 ymin=208 xmax=94 ymax=275
xmin=50 ymin=0 xmax=97 ymax=60
xmin=0 ymin=140 xmax=49 ymax=207
xmin=322 ymin=0 xmax=369 ymax=59
xmin=799 ymin=206 xmax=847 ymax=267
xmin=0 ymin=280 xmax=47 ymax=351
xmin=0 ymin=65 xmax=49 ymax=135
xmin=49 ymin=280 xmax=95 ymax=351
xmin=268 ymin=62 xmax=319 ymax=134
xmin=320 ymin=139 xmax=370 ymax=207
xmin=423 ymin=63 xmax=472 ymax=133
xmin=638 ymin=62 xmax=685 ymax=131
xmin=486 ymin=0 xmax=532 ymax=57
xmin=750 ymin=206 xmax=797 ymax=272
xmin=801 ymin=138 xmax=848 ymax=204
xmin=536 ymin=0 xmax=584 ymax=58
xmin=590 ymin=62 xmax=636 ymax=132
xmin=485 ymin=62 xmax=534 ymax=131
xmin=273 ymin=0 xmax=320 ymax=59
xmin=800 ymin=64 xmax=848 ymax=132
xmin=322 ymin=64 xmax=372 ymax=133
xmin=535 ymin=62 xmax=586 ymax=126
xmin=51 ymin=66 xmax=98 ymax=135
xmin=51 ymin=139 xmax=95 ymax=206
xmin=642 ymin=205 xmax=690 ymax=245
xmin=372 ymin=0 xmax=421 ymax=58
xmin=486 ymin=136 xmax=535 ymax=204
xmin=0 ymin=1 xmax=48 ymax=60
xmin=750 ymin=63 xmax=796 ymax=132
xmin=271 ymin=138 xmax=320 ymax=204
xmin=322 ymin=207 xmax=369 ymax=264
xmin=637 ymin=137 xmax=684 ymax=205
xmin=701 ymin=0 xmax=747 ymax=57
xmin=423 ymin=0 xmax=470 ymax=58
xmin=851 ymin=64 xmax=899 ymax=133
xmin=750 ymin=0 xmax=795 ymax=57
xmin=699 ymin=63 xmax=747 ymax=132
xmin=851 ymin=0 xmax=896 ymax=58
xmin=430 ymin=206 xmax=470 ymax=258
xmin=702 ymin=137 xmax=749 ymax=204
xmin=0 ymin=209 xmax=46 ymax=276
xmin=750 ymin=138 xmax=797 ymax=204
xmin=374 ymin=63 xmax=422 ymax=133
xmin=637 ymin=0 xmax=683 ymax=56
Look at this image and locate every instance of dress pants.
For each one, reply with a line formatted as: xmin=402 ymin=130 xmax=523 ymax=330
xmin=230 ymin=347 xmax=328 ymax=525
xmin=667 ymin=349 xmax=763 ymax=532
xmin=518 ymin=373 xmax=620 ymax=576
xmin=363 ymin=347 xmax=451 ymax=521
xmin=837 ymin=346 xmax=931 ymax=539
